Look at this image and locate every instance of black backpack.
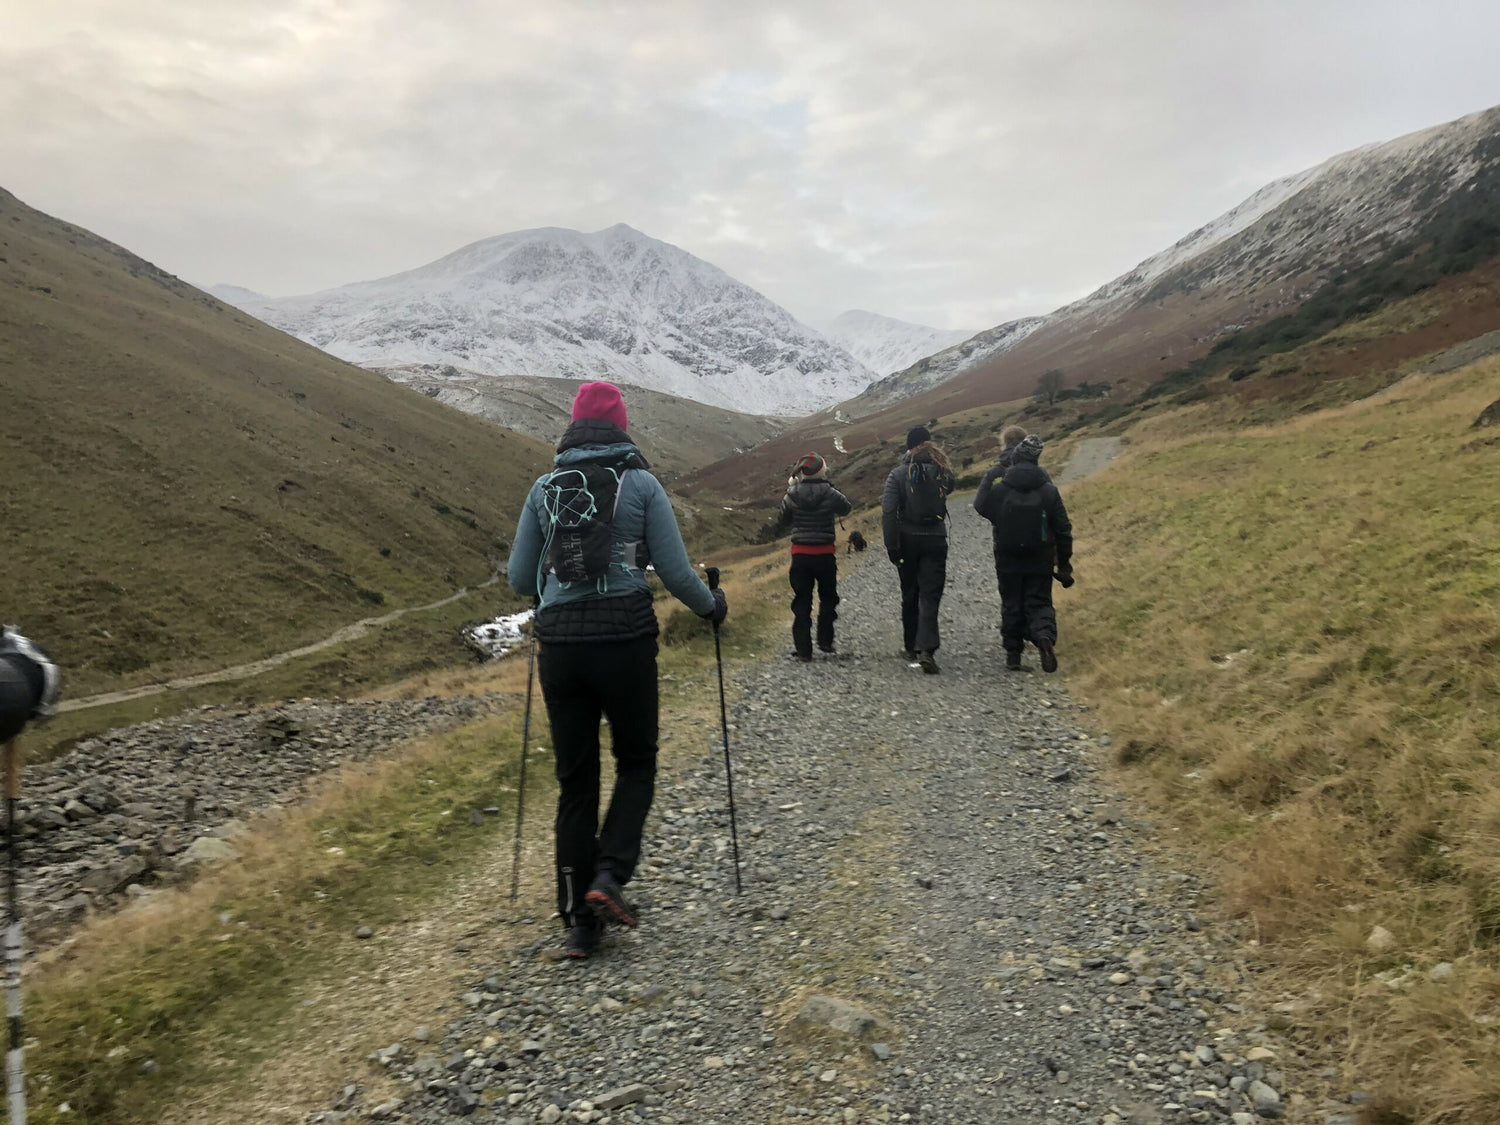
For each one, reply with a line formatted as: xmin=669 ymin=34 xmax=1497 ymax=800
xmin=540 ymin=462 xmax=627 ymax=584
xmin=904 ymin=461 xmax=947 ymax=525
xmin=996 ymin=486 xmax=1049 ymax=556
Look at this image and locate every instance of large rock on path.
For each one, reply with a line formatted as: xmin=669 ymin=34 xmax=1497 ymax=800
xmin=793 ymin=995 xmax=877 ymax=1037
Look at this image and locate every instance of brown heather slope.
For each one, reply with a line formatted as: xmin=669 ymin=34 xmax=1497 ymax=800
xmin=680 ymin=257 xmax=1500 ymax=521
xmin=0 ymin=187 xmax=551 ymax=695
xmin=686 ymin=105 xmax=1500 ymax=509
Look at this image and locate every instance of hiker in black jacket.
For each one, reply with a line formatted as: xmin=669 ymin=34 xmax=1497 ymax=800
xmin=882 ymin=426 xmax=956 ymax=674
xmin=974 ymin=434 xmax=1073 ymax=673
xmin=773 ymin=453 xmax=853 ymax=661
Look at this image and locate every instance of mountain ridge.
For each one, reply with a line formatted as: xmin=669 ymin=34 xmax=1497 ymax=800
xmin=680 ymin=101 xmax=1500 ymax=499
xmin=816 ymin=309 xmax=975 ymax=376
xmin=842 ymin=102 xmax=1500 ymax=415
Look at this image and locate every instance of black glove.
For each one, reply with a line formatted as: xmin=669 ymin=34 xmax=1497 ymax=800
xmin=701 ymin=587 xmax=728 ymax=625
xmin=1054 ymin=567 xmax=1075 ymax=589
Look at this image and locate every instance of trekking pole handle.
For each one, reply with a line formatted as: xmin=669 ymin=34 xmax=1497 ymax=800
xmin=706 ymin=567 xmax=720 ymax=591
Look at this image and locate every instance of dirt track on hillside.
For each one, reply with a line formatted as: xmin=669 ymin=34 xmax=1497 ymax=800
xmin=57 ymin=570 xmax=504 ymax=714
xmin=1059 ymin=438 xmax=1123 ymax=484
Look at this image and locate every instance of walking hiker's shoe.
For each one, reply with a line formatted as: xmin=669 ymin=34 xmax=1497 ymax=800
xmin=563 ymin=920 xmax=601 ymax=960
xmin=795 ymin=651 xmax=813 ymax=663
xmin=1037 ymin=640 xmax=1058 ymax=674
xmin=585 ymin=871 xmax=639 ymax=928
xmin=1005 ymin=651 xmax=1026 ymax=672
xmin=918 ymin=650 xmax=940 ymax=675
xmin=817 ymin=642 xmax=836 ymax=654
xmin=903 ymin=649 xmax=919 ymax=662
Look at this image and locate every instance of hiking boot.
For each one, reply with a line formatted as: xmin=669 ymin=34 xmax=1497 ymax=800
xmin=795 ymin=651 xmax=813 ymax=663
xmin=1037 ymin=640 xmax=1058 ymax=674
xmin=563 ymin=920 xmax=601 ymax=960
xmin=903 ymin=649 xmax=918 ymax=662
xmin=1005 ymin=651 xmax=1026 ymax=672
xmin=817 ymin=641 xmax=836 ymax=654
xmin=585 ymin=871 xmax=638 ymax=928
xmin=918 ymin=651 xmax=940 ymax=675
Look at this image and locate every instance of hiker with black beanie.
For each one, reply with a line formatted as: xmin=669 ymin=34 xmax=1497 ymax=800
xmin=773 ymin=452 xmax=853 ymax=661
xmin=974 ymin=434 xmax=1073 ymax=673
xmin=507 ymin=381 xmax=728 ymax=959
xmin=882 ymin=425 xmax=956 ymax=674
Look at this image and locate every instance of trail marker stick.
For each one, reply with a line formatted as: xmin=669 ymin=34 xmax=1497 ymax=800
xmin=4 ymin=738 xmax=26 ymax=1125
xmin=508 ymin=619 xmax=538 ymax=902
xmin=704 ymin=569 xmax=743 ymax=894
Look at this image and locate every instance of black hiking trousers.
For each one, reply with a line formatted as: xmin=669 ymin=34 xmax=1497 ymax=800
xmin=538 ymin=636 xmax=658 ymax=926
xmin=789 ymin=554 xmax=840 ymax=657
xmin=997 ymin=570 xmax=1057 ymax=653
xmin=897 ymin=532 xmax=948 ymax=654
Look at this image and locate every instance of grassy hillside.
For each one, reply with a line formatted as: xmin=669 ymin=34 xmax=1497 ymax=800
xmin=1 ymin=187 xmax=552 ymax=696
xmin=1063 ymin=361 xmax=1500 ymax=1122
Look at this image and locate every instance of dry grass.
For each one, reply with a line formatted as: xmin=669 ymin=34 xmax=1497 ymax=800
xmin=1061 ymin=360 xmax=1500 ymax=1123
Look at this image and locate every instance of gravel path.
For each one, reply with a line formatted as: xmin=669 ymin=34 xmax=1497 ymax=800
xmin=1057 ymin=438 xmax=1122 ymax=484
xmin=315 ymin=504 xmax=1313 ymax=1125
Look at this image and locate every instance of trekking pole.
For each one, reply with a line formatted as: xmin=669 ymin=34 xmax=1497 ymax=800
xmin=704 ymin=568 xmax=743 ymax=894
xmin=508 ymin=604 xmax=539 ymax=902
xmin=4 ymin=737 xmax=25 ymax=1125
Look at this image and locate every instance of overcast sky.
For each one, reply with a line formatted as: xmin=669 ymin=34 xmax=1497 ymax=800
xmin=4 ymin=1 xmax=1499 ymax=330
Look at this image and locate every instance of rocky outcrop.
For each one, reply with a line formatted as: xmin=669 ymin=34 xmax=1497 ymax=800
xmin=12 ymin=696 xmax=499 ymax=938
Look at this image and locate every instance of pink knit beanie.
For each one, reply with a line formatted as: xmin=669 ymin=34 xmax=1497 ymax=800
xmin=570 ymin=381 xmax=628 ymax=431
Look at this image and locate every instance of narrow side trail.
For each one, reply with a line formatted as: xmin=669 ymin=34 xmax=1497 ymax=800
xmin=313 ymin=505 xmax=1305 ymax=1125
xmin=58 ymin=569 xmax=505 ymax=713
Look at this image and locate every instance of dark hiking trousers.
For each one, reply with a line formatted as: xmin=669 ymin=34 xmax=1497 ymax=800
xmin=789 ymin=554 xmax=839 ymax=657
xmin=538 ymin=636 xmax=658 ymax=926
xmin=897 ymin=533 xmax=948 ymax=653
xmin=998 ymin=571 xmax=1057 ymax=653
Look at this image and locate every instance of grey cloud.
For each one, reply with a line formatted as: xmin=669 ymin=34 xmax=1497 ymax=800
xmin=4 ymin=0 xmax=1499 ymax=330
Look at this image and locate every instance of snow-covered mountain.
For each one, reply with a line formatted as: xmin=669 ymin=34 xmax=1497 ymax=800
xmin=851 ymin=315 xmax=1047 ymax=406
xmin=854 ymin=102 xmax=1500 ymax=411
xmin=816 ymin=310 xmax=975 ymax=376
xmin=213 ymin=225 xmax=875 ymax=416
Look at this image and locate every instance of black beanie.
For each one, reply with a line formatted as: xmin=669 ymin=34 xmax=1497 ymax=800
xmin=906 ymin=425 xmax=931 ymax=449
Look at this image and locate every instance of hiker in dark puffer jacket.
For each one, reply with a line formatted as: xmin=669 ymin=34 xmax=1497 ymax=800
xmin=773 ymin=452 xmax=853 ymax=661
xmin=882 ymin=425 xmax=956 ymax=674
xmin=508 ymin=381 xmax=728 ymax=960
xmin=974 ymin=434 xmax=1073 ymax=673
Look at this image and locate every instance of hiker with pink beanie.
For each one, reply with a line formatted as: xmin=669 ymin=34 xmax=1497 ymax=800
xmin=508 ymin=381 xmax=727 ymax=959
